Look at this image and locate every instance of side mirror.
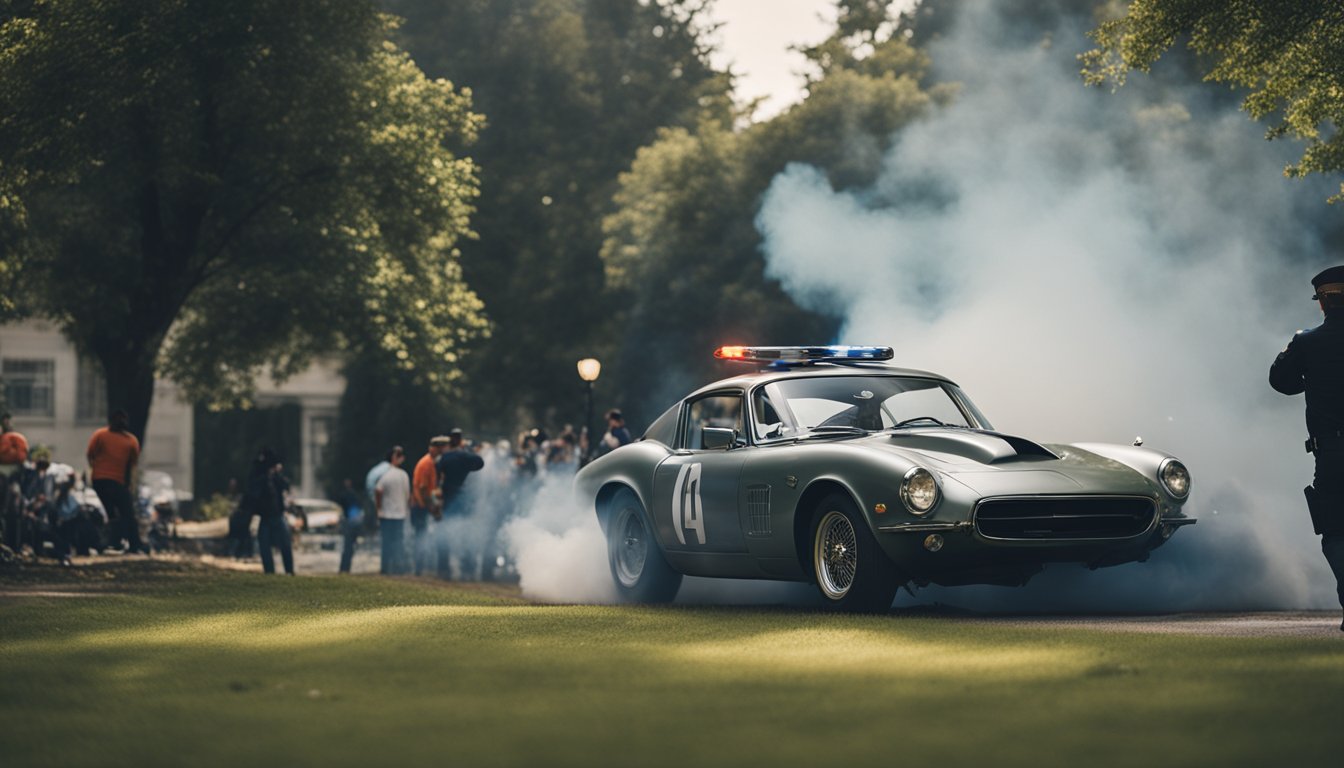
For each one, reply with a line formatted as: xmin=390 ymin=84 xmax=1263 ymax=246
xmin=701 ymin=427 xmax=738 ymax=450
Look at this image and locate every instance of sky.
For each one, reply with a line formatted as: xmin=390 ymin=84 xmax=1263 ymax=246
xmin=706 ymin=0 xmax=836 ymax=120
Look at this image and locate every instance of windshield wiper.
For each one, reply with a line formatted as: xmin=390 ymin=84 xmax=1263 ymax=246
xmin=888 ymin=416 xmax=950 ymax=429
xmin=797 ymin=425 xmax=870 ymax=440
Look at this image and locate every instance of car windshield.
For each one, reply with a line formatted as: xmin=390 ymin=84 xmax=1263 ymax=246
xmin=751 ymin=375 xmax=992 ymax=442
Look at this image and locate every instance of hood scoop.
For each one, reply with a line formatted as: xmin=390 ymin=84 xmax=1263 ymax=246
xmin=887 ymin=429 xmax=1059 ymax=465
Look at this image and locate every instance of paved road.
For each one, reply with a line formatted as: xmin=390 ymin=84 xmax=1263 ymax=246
xmin=976 ymin=612 xmax=1342 ymax=638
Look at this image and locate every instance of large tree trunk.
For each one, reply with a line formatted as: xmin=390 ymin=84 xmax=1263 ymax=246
xmin=97 ymin=340 xmax=163 ymax=447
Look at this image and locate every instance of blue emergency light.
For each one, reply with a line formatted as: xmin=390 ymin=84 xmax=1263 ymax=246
xmin=714 ymin=345 xmax=894 ymax=363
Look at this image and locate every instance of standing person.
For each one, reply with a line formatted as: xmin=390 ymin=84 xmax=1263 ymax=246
xmin=86 ymin=411 xmax=145 ymax=554
xmin=365 ymin=454 xmax=391 ymax=502
xmin=1270 ymin=265 xmax=1344 ymax=632
xmin=374 ymin=446 xmax=410 ymax=575
xmin=598 ymin=409 xmax=633 ymax=456
xmin=410 ymin=436 xmax=449 ymax=575
xmin=1 ymin=412 xmax=30 ymax=550
xmin=226 ymin=490 xmax=255 ymax=560
xmin=337 ymin=478 xmax=363 ymax=574
xmin=245 ymin=448 xmax=293 ymax=575
xmin=434 ymin=430 xmax=484 ymax=579
xmin=545 ymin=426 xmax=578 ymax=473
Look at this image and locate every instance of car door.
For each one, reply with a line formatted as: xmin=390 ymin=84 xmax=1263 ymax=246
xmin=651 ymin=391 xmax=749 ymax=555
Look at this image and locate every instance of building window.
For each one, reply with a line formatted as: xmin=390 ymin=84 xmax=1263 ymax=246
xmin=77 ymin=357 xmax=108 ymax=423
xmin=2 ymin=358 xmax=56 ymax=419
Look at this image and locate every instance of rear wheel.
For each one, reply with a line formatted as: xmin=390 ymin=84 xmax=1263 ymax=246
xmin=811 ymin=493 xmax=899 ymax=612
xmin=606 ymin=488 xmax=681 ymax=603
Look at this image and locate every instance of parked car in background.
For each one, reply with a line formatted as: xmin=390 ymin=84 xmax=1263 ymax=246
xmin=288 ymin=498 xmax=342 ymax=533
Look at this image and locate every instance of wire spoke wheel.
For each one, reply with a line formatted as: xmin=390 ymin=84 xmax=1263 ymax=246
xmin=612 ymin=506 xmax=648 ymax=588
xmin=815 ymin=510 xmax=859 ymax=599
xmin=604 ymin=487 xmax=682 ymax=603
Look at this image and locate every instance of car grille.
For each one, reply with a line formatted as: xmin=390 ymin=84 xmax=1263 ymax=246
xmin=974 ymin=496 xmax=1157 ymax=540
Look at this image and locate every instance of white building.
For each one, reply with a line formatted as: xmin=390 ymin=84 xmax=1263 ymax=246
xmin=0 ymin=320 xmax=344 ymax=499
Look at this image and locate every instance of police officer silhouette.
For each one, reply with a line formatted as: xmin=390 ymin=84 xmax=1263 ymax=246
xmin=1270 ymin=265 xmax=1344 ymax=630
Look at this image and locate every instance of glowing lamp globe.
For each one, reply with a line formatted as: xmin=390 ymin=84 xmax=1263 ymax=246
xmin=577 ymin=358 xmax=602 ymax=382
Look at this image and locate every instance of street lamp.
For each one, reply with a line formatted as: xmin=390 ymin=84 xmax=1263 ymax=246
xmin=577 ymin=358 xmax=601 ymax=464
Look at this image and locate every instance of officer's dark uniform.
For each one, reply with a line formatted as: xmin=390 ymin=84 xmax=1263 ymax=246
xmin=1269 ymin=265 xmax=1344 ymax=625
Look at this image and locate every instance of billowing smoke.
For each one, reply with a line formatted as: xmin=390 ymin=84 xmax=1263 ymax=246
xmin=501 ymin=472 xmax=618 ymax=603
xmin=756 ymin=3 xmax=1339 ymax=610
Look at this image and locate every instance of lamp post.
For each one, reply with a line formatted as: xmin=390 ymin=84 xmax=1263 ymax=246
xmin=577 ymin=358 xmax=601 ymax=464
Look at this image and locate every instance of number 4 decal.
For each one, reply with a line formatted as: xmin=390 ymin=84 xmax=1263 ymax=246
xmin=672 ymin=463 xmax=706 ymax=545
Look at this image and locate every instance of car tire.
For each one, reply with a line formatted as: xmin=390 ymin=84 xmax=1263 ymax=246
xmin=810 ymin=493 xmax=899 ymax=612
xmin=606 ymin=488 xmax=681 ymax=603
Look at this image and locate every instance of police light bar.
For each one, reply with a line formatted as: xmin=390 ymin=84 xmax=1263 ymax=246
xmin=714 ymin=345 xmax=894 ymax=363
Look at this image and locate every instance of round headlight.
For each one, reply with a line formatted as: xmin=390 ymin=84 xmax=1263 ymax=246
xmin=900 ymin=467 xmax=940 ymax=515
xmin=1159 ymin=459 xmax=1190 ymax=499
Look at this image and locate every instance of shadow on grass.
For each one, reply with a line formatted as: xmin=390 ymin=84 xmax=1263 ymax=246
xmin=2 ymin=561 xmax=1343 ymax=767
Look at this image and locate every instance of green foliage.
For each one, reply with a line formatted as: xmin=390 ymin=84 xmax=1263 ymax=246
xmin=380 ymin=0 xmax=731 ymax=435
xmin=1082 ymin=0 xmax=1344 ymax=202
xmin=601 ymin=3 xmax=936 ymax=424
xmin=0 ymin=0 xmax=486 ymax=439
xmin=196 ymin=493 xmax=238 ymax=521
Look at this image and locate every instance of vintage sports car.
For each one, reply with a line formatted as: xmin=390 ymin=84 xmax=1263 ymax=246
xmin=574 ymin=346 xmax=1195 ymax=610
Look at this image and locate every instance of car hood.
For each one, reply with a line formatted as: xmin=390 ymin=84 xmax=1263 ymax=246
xmin=859 ymin=429 xmax=1154 ymax=496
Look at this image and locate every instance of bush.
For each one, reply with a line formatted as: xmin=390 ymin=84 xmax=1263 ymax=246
xmin=197 ymin=494 xmax=237 ymax=521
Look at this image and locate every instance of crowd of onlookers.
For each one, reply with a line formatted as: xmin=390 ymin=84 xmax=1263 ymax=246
xmin=223 ymin=408 xmax=635 ymax=578
xmin=1 ymin=410 xmax=148 ymax=565
xmin=1 ymin=406 xmax=633 ymax=576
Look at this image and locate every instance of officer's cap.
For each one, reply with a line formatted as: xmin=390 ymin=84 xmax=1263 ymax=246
xmin=1311 ymin=265 xmax=1344 ymax=299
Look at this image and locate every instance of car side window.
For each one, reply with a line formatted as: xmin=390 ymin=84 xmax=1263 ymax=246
xmin=683 ymin=394 xmax=745 ymax=450
xmin=753 ymin=387 xmax=789 ymax=440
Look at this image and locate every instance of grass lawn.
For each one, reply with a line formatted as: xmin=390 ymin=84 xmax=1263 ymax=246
xmin=2 ymin=559 xmax=1342 ymax=767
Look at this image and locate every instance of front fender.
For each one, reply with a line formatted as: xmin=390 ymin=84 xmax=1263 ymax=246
xmin=574 ymin=441 xmax=671 ymax=531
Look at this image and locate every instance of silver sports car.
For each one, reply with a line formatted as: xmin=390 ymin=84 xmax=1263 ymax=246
xmin=575 ymin=346 xmax=1195 ymax=610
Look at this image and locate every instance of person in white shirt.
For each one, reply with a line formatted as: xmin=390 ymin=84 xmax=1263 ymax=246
xmin=374 ymin=446 xmax=410 ymax=574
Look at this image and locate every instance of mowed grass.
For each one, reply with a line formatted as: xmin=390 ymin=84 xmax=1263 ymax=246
xmin=2 ymin=561 xmax=1342 ymax=768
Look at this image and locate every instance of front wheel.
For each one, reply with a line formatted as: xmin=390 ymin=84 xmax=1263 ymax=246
xmin=811 ymin=493 xmax=899 ymax=612
xmin=606 ymin=488 xmax=681 ymax=603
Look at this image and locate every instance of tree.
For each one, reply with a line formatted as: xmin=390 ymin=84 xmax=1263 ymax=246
xmin=1082 ymin=0 xmax=1344 ymax=201
xmin=0 ymin=0 xmax=487 ymax=442
xmin=601 ymin=0 xmax=938 ymax=426
xmin=381 ymin=0 xmax=731 ymax=435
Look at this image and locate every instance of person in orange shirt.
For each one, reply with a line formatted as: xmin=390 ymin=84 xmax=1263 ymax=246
xmin=1 ymin=411 xmax=30 ymax=550
xmin=87 ymin=410 xmax=146 ymax=554
xmin=410 ymin=435 xmax=449 ymax=575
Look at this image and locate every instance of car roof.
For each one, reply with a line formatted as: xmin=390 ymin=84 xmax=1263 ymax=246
xmin=684 ymin=363 xmax=957 ymax=400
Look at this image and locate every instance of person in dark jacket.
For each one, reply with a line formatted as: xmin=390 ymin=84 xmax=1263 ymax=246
xmin=1270 ymin=265 xmax=1344 ymax=630
xmin=337 ymin=477 xmax=363 ymax=574
xmin=598 ymin=409 xmax=633 ymax=456
xmin=244 ymin=448 xmax=293 ymax=575
xmin=434 ymin=429 xmax=484 ymax=579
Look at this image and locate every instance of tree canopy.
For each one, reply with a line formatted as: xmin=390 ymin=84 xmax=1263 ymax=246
xmin=600 ymin=0 xmax=940 ymax=425
xmin=381 ymin=0 xmax=731 ymax=435
xmin=0 ymin=0 xmax=486 ymax=440
xmin=1082 ymin=0 xmax=1344 ymax=201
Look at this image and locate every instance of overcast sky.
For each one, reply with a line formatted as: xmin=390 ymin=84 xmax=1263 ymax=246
xmin=707 ymin=0 xmax=836 ymax=120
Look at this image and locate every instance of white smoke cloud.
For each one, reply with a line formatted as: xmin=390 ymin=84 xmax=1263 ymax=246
xmin=502 ymin=472 xmax=618 ymax=603
xmin=757 ymin=4 xmax=1339 ymax=611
